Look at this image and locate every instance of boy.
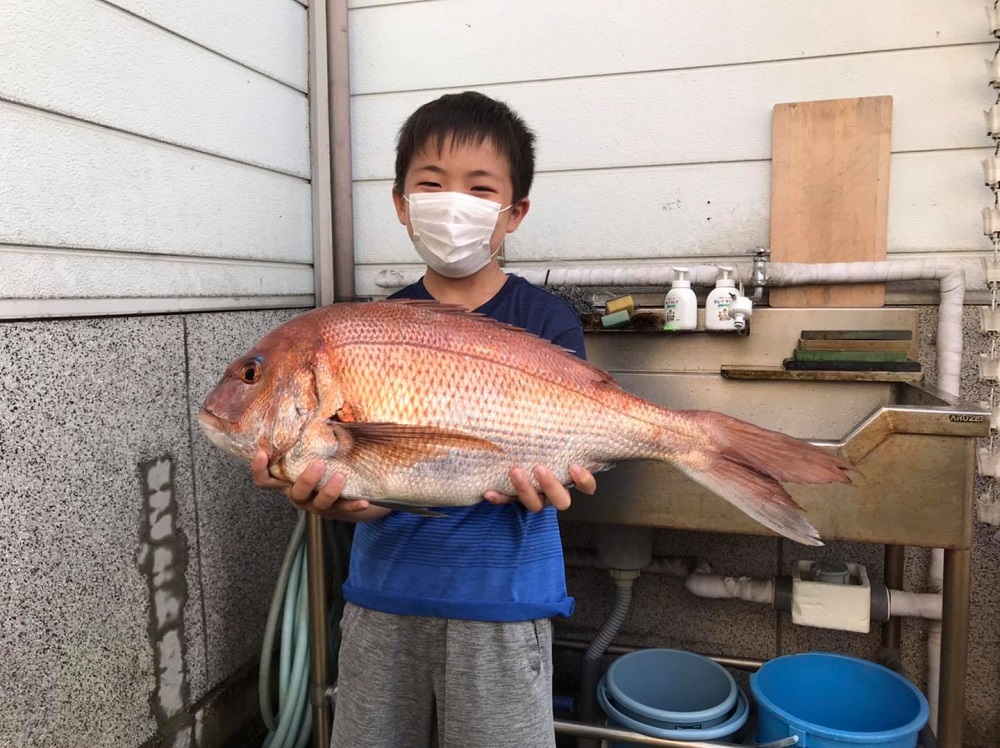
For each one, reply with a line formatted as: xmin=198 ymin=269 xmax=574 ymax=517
xmin=251 ymin=91 xmax=596 ymax=747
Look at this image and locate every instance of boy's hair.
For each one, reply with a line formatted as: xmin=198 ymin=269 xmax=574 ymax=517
xmin=394 ymin=91 xmax=536 ymax=203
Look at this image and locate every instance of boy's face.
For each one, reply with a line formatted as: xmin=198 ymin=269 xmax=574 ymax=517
xmin=392 ymin=137 xmax=529 ymax=257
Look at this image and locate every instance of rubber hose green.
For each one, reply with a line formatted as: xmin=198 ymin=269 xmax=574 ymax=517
xmin=259 ymin=513 xmax=307 ymax=731
xmin=268 ymin=543 xmax=311 ymax=748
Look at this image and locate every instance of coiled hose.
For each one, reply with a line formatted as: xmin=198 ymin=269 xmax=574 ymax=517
xmin=259 ymin=514 xmax=353 ymax=748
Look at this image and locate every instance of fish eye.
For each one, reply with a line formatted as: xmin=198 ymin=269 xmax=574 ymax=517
xmin=240 ymin=360 xmax=261 ymax=384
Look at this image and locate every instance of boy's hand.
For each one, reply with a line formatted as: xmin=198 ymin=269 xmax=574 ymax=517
xmin=483 ymin=464 xmax=597 ymax=512
xmin=250 ymin=451 xmax=387 ymax=521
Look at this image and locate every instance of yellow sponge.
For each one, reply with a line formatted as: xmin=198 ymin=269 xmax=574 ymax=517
xmin=605 ymin=295 xmax=635 ymax=316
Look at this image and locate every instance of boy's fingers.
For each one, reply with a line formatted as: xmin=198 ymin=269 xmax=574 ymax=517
xmin=510 ymin=467 xmax=544 ymax=512
xmin=483 ymin=491 xmax=516 ymax=505
xmin=312 ymin=472 xmax=347 ymax=512
xmin=287 ymin=461 xmax=326 ymax=504
xmin=569 ymin=464 xmax=597 ymax=495
xmin=251 ymin=450 xmax=288 ymax=490
xmin=534 ymin=466 xmax=571 ymax=511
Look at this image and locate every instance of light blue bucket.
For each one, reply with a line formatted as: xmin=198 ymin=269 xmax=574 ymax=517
xmin=750 ymin=653 xmax=929 ymax=748
xmin=596 ymin=648 xmax=749 ymax=746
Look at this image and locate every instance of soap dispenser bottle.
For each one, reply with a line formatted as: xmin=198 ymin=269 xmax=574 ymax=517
xmin=663 ymin=267 xmax=697 ymax=331
xmin=705 ymin=266 xmax=739 ymax=331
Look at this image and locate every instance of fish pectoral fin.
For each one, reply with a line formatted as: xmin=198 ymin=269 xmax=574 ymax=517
xmin=367 ymin=499 xmax=448 ymax=517
xmin=328 ymin=421 xmax=503 ymax=472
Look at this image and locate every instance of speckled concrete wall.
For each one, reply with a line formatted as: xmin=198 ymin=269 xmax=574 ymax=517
xmin=556 ymin=305 xmax=1000 ymax=748
xmin=0 ymin=308 xmax=304 ymax=747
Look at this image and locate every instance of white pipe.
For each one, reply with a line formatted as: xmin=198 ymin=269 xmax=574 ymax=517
xmin=927 ymin=621 xmax=942 ymax=732
xmin=374 ymin=264 xmax=734 ymax=292
xmin=765 ymin=260 xmax=964 ymax=399
xmin=888 ymin=590 xmax=943 ymax=620
xmin=926 ymin=541 xmax=945 ymax=733
xmin=684 ymin=573 xmax=774 ymax=605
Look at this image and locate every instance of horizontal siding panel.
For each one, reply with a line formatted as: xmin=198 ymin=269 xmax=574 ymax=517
xmin=350 ymin=1 xmax=426 ymax=8
xmin=0 ymin=103 xmax=313 ymax=263
xmin=0 ymin=247 xmax=313 ymax=299
xmin=1 ymin=0 xmax=309 ymax=177
xmin=353 ymin=149 xmax=990 ymax=265
xmin=105 ymin=0 xmax=308 ymax=91
xmin=349 ymin=0 xmax=982 ymax=94
xmin=0 ymin=296 xmax=314 ymax=319
xmin=352 ymin=44 xmax=993 ymax=180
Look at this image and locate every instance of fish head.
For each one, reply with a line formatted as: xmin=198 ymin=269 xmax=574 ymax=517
xmin=197 ymin=322 xmax=324 ymax=464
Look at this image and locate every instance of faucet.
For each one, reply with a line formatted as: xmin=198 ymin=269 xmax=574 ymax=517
xmin=746 ymin=247 xmax=770 ymax=302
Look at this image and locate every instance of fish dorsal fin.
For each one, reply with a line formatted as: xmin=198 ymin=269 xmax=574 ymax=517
xmin=380 ymin=299 xmax=622 ymax=389
xmin=329 ymin=420 xmax=504 ymax=475
xmin=384 ymin=298 xmax=532 ymax=335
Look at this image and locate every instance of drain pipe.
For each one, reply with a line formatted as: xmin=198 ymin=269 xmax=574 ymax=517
xmin=304 ymin=1 xmax=356 ymax=747
xmin=577 ymin=528 xmax=653 ymax=748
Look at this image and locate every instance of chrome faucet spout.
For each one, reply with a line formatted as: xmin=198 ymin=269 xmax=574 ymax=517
xmin=746 ymin=247 xmax=769 ymax=303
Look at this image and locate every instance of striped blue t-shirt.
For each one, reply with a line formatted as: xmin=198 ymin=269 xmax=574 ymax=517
xmin=341 ymin=274 xmax=586 ymax=621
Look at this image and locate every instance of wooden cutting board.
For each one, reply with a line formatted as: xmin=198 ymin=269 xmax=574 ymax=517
xmin=768 ymin=95 xmax=893 ymax=307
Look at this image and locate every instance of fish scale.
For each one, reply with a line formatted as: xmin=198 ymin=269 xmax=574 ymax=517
xmin=199 ymin=299 xmax=856 ymax=546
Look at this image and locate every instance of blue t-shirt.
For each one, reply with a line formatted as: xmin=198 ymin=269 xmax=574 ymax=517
xmin=341 ymin=274 xmax=586 ymax=621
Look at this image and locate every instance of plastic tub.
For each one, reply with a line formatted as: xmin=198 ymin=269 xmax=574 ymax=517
xmin=598 ymin=677 xmax=749 ymax=745
xmin=604 ymin=648 xmax=739 ymax=728
xmin=750 ymin=652 xmax=929 ymax=748
xmin=595 ymin=648 xmax=748 ymax=746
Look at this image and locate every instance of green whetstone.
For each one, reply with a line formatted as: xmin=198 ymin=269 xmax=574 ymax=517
xmin=794 ymin=349 xmax=908 ymax=363
xmin=784 ymin=358 xmax=921 ymax=372
xmin=800 ymin=329 xmax=913 ymax=341
xmin=798 ymin=338 xmax=911 ymax=352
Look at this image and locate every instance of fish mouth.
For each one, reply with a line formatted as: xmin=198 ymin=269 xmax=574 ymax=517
xmin=197 ymin=409 xmax=246 ymax=459
xmin=197 ymin=409 xmax=225 ymax=433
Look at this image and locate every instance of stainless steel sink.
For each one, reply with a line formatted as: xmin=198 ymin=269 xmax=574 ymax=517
xmin=564 ymin=308 xmax=988 ymax=548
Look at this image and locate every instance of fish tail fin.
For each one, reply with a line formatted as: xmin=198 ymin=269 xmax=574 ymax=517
xmin=660 ymin=411 xmax=855 ymax=547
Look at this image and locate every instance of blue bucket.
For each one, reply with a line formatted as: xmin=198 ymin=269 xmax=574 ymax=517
xmin=750 ymin=653 xmax=929 ymax=748
xmin=596 ymin=648 xmax=748 ymax=746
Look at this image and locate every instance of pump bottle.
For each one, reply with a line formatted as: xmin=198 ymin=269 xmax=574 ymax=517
xmin=705 ymin=266 xmax=739 ymax=331
xmin=663 ymin=267 xmax=697 ymax=331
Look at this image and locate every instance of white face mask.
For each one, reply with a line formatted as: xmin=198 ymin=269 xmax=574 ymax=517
xmin=404 ymin=192 xmax=512 ymax=278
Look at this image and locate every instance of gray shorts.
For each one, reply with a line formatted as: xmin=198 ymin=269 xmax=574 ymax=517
xmin=330 ymin=602 xmax=556 ymax=748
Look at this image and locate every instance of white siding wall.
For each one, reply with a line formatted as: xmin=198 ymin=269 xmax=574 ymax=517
xmin=347 ymin=0 xmax=994 ymax=298
xmin=0 ymin=0 xmax=313 ymax=318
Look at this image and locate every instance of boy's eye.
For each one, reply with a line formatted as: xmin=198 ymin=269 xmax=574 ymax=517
xmin=417 ymin=181 xmax=441 ymax=188
xmin=471 ymin=186 xmax=496 ymax=193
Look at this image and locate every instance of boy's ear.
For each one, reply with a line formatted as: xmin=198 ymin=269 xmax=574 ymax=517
xmin=505 ymin=198 xmax=530 ymax=233
xmin=391 ymin=185 xmax=408 ymax=226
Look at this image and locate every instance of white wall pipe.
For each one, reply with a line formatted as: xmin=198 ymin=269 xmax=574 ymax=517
xmin=684 ymin=573 xmax=774 ymax=605
xmin=926 ymin=543 xmax=946 ymax=733
xmin=764 ymin=260 xmax=964 ymax=399
xmin=888 ymin=590 xmax=943 ymax=621
xmin=374 ymin=264 xmax=733 ymax=292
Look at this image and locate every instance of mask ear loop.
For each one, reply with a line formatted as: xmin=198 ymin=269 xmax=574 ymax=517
xmin=492 ymin=204 xmax=514 ymax=266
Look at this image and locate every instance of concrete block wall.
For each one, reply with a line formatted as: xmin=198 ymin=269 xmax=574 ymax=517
xmin=0 ymin=308 xmax=305 ymax=747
